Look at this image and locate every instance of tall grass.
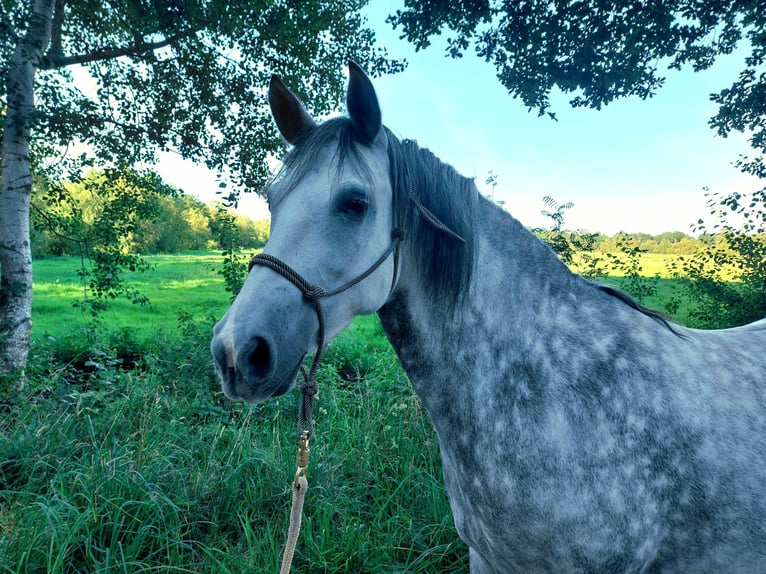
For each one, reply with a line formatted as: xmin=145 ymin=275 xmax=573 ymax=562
xmin=1 ymin=309 xmax=466 ymax=572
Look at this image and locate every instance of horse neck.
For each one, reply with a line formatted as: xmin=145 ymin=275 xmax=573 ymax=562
xmin=378 ymin=197 xmax=579 ymax=405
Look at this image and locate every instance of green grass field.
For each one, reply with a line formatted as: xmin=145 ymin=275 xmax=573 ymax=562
xmin=33 ymin=251 xmax=231 ymax=340
xmin=0 ymin=250 xmax=705 ymax=572
xmin=32 ymin=250 xmax=692 ymax=342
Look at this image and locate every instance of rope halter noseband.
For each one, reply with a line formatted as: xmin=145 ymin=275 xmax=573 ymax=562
xmin=248 ymin=228 xmax=404 ymax=440
xmin=247 ymin=179 xmax=464 ymax=440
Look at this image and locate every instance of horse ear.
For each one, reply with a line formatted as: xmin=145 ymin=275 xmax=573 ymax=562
xmin=347 ymin=60 xmax=382 ymax=143
xmin=268 ymin=75 xmax=317 ymax=145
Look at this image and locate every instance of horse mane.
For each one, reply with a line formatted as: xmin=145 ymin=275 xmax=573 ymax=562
xmin=595 ymin=282 xmax=684 ymax=336
xmin=273 ymin=117 xmax=478 ymax=305
xmin=384 ymin=130 xmax=478 ymax=305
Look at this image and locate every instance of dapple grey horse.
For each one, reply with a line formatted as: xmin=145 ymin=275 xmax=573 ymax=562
xmin=211 ymin=62 xmax=766 ymax=573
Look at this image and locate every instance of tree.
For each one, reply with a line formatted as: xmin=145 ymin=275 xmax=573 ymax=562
xmin=1 ymin=0 xmax=402 ymax=373
xmin=35 ymin=168 xmax=178 ymax=315
xmin=388 ymin=2 xmax=765 ymax=163
xmin=534 ymin=196 xmax=608 ymax=277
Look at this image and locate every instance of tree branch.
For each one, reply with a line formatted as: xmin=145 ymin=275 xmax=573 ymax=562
xmin=30 ymin=200 xmax=86 ymax=247
xmin=48 ymin=0 xmax=65 ymax=58
xmin=39 ymin=27 xmax=199 ymax=69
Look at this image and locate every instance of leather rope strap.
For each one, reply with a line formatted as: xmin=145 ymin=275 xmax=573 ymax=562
xmin=279 ymin=431 xmax=310 ymax=574
xmin=279 ymin=473 xmax=307 ymax=574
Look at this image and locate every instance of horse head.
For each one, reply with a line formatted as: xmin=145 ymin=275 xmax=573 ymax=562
xmin=210 ymin=62 xmax=398 ymax=403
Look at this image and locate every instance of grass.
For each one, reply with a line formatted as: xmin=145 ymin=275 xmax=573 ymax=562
xmin=33 ymin=251 xmax=231 ymax=341
xmin=0 ymin=250 xmax=708 ymax=572
xmin=1 ymin=314 xmax=467 ymax=572
xmin=4 ymin=253 xmax=467 ymax=573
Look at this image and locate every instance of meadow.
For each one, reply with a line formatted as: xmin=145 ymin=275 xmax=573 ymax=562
xmin=2 ymin=251 xmax=695 ymax=572
xmin=32 ymin=252 xmax=230 ymax=341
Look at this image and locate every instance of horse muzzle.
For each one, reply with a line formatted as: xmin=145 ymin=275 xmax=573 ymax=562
xmin=211 ymin=326 xmax=306 ymax=403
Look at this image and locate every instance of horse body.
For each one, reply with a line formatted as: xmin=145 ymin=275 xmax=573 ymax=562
xmin=381 ymin=197 xmax=766 ymax=572
xmin=211 ymin=62 xmax=766 ymax=573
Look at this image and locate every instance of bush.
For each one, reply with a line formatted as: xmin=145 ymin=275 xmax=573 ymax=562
xmin=671 ymin=189 xmax=766 ymax=328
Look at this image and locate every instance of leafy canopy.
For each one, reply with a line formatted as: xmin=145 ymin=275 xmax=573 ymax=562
xmin=1 ymin=0 xmax=403 ymax=191
xmin=389 ymin=0 xmax=765 ymax=166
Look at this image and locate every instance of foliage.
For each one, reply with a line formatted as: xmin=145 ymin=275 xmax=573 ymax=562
xmin=388 ymin=1 xmax=765 ymax=160
xmin=138 ymin=195 xmax=216 ymax=254
xmin=598 ymin=231 xmax=702 ymax=255
xmin=604 ymin=234 xmax=659 ymax=305
xmin=536 ymin=197 xmax=662 ymax=306
xmin=670 ymin=189 xmax=766 ymax=328
xmin=32 ymin=168 xmax=177 ymax=315
xmin=5 ymin=0 xmax=403 ymax=186
xmin=32 ymin=177 xmax=270 ymax=258
xmin=30 ymin=165 xmax=271 ymax=317
xmin=534 ymin=196 xmax=609 ymax=277
xmin=212 ymin=205 xmax=250 ymax=298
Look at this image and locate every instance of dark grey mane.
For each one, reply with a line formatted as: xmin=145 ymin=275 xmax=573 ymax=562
xmin=274 ymin=117 xmax=478 ymax=305
xmin=595 ymin=282 xmax=683 ymax=335
xmin=384 ymin=130 xmax=477 ymax=304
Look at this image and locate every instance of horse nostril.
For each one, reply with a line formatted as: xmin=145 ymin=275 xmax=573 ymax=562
xmin=248 ymin=337 xmax=272 ymax=378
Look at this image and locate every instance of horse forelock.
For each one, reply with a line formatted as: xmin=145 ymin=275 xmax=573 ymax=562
xmin=270 ymin=117 xmax=478 ymax=306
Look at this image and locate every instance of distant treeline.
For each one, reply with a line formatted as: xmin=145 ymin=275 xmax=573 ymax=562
xmin=32 ymin=199 xmax=725 ymax=259
xmin=31 ymin=169 xmax=269 ymax=258
xmin=532 ymin=229 xmax=715 ymax=255
xmin=27 ymin=167 xmax=734 ymax=260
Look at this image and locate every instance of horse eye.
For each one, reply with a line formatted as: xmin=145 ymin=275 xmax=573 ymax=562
xmin=341 ymin=197 xmax=369 ymax=215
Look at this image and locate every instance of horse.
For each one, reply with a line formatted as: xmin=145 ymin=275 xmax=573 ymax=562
xmin=210 ymin=61 xmax=766 ymax=573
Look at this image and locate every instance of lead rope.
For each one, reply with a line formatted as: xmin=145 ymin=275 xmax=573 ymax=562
xmin=280 ymin=431 xmax=310 ymax=574
xmin=249 ymin=232 xmax=402 ymax=574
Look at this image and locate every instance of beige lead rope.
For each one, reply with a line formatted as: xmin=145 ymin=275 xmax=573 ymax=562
xmin=280 ymin=432 xmax=310 ymax=574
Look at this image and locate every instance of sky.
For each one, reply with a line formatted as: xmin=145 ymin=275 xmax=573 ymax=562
xmin=156 ymin=1 xmax=763 ymax=236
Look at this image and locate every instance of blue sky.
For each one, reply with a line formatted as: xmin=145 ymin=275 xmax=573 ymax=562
xmin=159 ymin=1 xmax=762 ymax=235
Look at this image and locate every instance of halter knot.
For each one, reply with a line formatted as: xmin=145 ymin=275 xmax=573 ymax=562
xmin=303 ymin=286 xmax=325 ymax=302
xmin=300 ymin=376 xmax=319 ymax=397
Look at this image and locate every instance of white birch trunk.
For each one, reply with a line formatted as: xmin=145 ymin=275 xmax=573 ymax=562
xmin=0 ymin=0 xmax=55 ymax=374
